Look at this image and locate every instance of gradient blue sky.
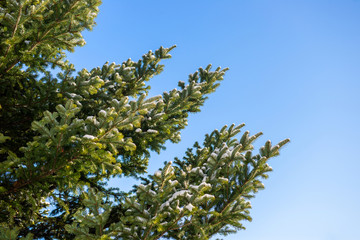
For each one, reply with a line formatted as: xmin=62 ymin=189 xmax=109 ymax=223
xmin=66 ymin=1 xmax=360 ymax=239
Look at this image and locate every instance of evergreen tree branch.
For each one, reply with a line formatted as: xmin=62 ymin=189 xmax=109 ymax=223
xmin=2 ymin=1 xmax=22 ymax=62
xmin=0 ymin=2 xmax=290 ymax=238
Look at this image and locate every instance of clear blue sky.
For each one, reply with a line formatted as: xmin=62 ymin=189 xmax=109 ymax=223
xmin=66 ymin=1 xmax=360 ymax=239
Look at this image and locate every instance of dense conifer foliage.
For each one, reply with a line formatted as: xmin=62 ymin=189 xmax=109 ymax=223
xmin=0 ymin=1 xmax=289 ymax=239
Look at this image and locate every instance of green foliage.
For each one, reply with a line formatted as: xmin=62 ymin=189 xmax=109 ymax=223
xmin=64 ymin=189 xmax=113 ymax=240
xmin=0 ymin=1 xmax=289 ymax=239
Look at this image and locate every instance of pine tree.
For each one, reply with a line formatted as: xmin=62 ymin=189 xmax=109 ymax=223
xmin=0 ymin=1 xmax=289 ymax=239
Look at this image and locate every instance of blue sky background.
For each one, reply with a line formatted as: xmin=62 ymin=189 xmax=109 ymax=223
xmin=66 ymin=1 xmax=360 ymax=239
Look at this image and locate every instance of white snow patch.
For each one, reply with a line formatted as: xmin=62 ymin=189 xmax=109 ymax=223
xmin=147 ymin=129 xmax=158 ymax=134
xmin=190 ymin=182 xmax=211 ymax=192
xmin=196 ymin=194 xmax=215 ymax=202
xmin=83 ymin=135 xmax=96 ymax=140
xmin=159 ymin=190 xmax=192 ymax=211
xmin=135 ymin=216 xmax=147 ymax=223
xmin=149 ymin=190 xmax=156 ymax=196
xmin=184 ymin=203 xmax=195 ymax=212
xmin=189 ymin=167 xmax=204 ymax=176
xmin=99 ymin=110 xmax=107 ymax=116
xmin=219 ymin=177 xmax=229 ymax=183
xmin=112 ymin=99 xmax=119 ymax=105
xmin=154 ymin=170 xmax=161 ymax=177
